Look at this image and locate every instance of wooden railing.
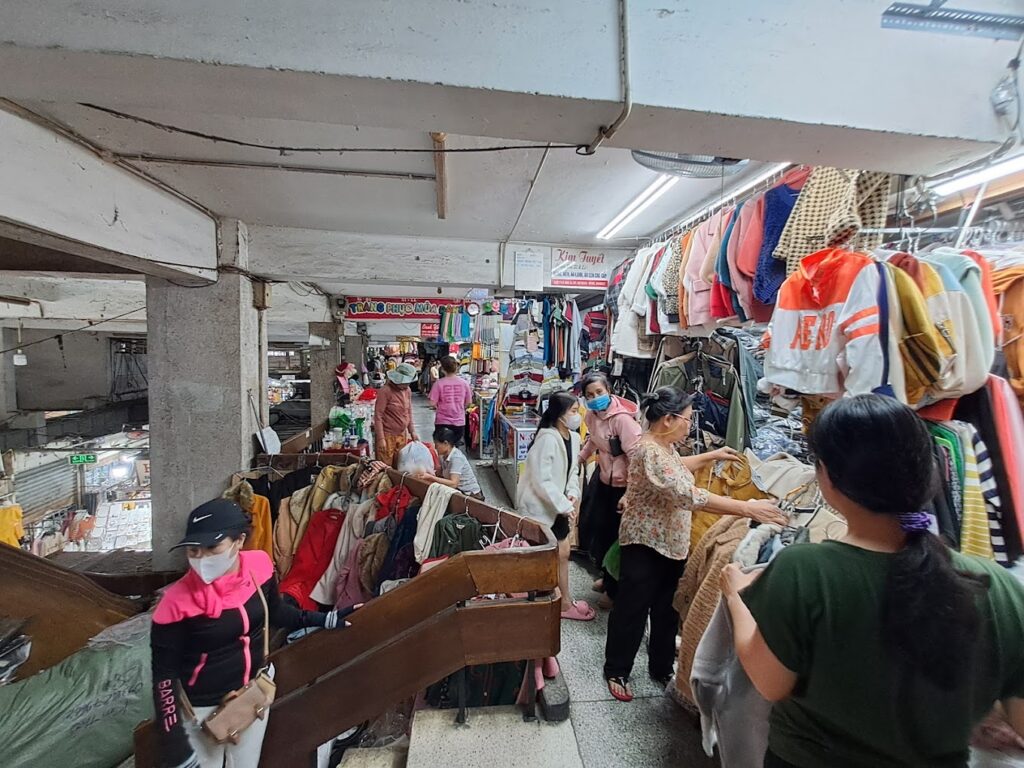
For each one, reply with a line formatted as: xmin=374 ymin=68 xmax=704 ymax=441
xmin=134 ymin=452 xmax=559 ymax=768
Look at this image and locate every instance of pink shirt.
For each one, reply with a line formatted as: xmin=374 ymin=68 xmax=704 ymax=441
xmin=430 ymin=376 xmax=472 ymax=426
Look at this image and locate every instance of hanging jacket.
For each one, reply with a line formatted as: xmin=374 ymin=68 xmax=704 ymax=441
xmin=699 ymin=209 xmax=734 ymax=285
xmin=691 ymin=574 xmax=771 ymax=767
xmin=279 ymin=507 xmax=346 ymax=610
xmin=772 ymin=168 xmax=891 ymax=276
xmin=926 ymin=248 xmax=996 ymax=375
xmin=677 ymin=232 xmax=697 ymax=327
xmin=753 ymin=184 xmax=802 ymax=304
xmin=579 ymin=396 xmax=642 ymax=487
xmin=991 ymin=266 xmax=1024 ymax=404
xmin=728 ymin=196 xmax=769 ymax=322
xmin=661 ymin=234 xmax=689 ymax=324
xmin=672 ymin=516 xmax=750 ymax=707
xmin=962 ymin=250 xmax=1003 ymax=342
xmin=685 ymin=212 xmax=726 ymax=327
xmin=763 ymin=249 xmax=889 ymax=396
xmin=882 ymin=261 xmax=952 ymax=406
xmin=414 ymin=483 xmax=458 ymax=563
xmin=611 ymin=245 xmax=657 ymax=359
xmin=926 ymin=259 xmax=990 ymax=400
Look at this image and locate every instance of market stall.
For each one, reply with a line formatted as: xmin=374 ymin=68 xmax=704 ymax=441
xmin=591 ymin=162 xmax=1024 ymax=764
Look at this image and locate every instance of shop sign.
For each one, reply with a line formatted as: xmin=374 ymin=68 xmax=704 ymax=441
xmin=550 ymin=247 xmax=610 ymax=289
xmin=513 ymin=247 xmax=547 ymax=293
xmin=344 ymin=297 xmax=461 ymax=321
xmin=515 ymin=430 xmax=533 ymax=461
xmin=420 ymin=322 xmax=440 ymax=338
xmin=69 ymin=453 xmax=98 ymax=465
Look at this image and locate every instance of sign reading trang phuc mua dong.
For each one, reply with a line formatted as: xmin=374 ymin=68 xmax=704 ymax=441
xmin=344 ymin=297 xmax=462 ymax=322
xmin=550 ymin=248 xmax=610 ymax=289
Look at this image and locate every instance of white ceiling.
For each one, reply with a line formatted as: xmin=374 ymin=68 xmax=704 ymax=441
xmin=23 ymin=101 xmax=773 ymax=244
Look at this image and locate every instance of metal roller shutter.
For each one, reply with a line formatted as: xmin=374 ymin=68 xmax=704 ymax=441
xmin=14 ymin=461 xmax=78 ymax=520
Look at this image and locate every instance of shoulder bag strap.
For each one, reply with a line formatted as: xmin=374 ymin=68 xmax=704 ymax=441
xmin=254 ymin=572 xmax=271 ymax=662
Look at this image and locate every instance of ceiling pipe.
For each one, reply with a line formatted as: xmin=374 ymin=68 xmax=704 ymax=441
xmin=116 ymin=155 xmax=436 ymax=182
xmin=581 ymin=0 xmax=632 ymax=156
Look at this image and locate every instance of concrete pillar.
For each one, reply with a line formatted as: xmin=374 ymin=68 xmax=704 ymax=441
xmin=343 ymin=334 xmax=366 ymax=382
xmin=0 ymin=328 xmax=17 ymax=424
xmin=147 ymin=220 xmax=265 ymax=569
xmin=308 ymin=322 xmax=342 ymax=429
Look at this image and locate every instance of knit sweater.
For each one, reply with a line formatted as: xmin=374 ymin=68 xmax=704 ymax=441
xmin=753 ymin=184 xmax=802 ymax=304
xmin=773 ymin=168 xmax=891 ymax=276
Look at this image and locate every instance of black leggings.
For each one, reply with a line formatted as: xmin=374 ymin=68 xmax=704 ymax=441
xmin=604 ymin=544 xmax=685 ymax=680
xmin=764 ymin=750 xmax=799 ymax=768
xmin=582 ymin=476 xmax=626 ymax=598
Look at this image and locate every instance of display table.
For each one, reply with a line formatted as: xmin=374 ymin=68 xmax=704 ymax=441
xmin=494 ymin=411 xmax=539 ymax=501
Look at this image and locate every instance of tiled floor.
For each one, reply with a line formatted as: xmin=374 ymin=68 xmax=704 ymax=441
xmin=410 ymin=396 xmax=716 ymax=767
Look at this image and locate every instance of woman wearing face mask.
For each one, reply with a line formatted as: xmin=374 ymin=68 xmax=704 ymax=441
xmin=604 ymin=387 xmax=786 ymax=702
xmin=577 ymin=372 xmax=643 ymax=609
xmin=374 ymin=362 xmax=419 ymax=467
xmin=151 ymin=499 xmax=356 ymax=768
xmin=517 ymin=390 xmax=594 ymax=621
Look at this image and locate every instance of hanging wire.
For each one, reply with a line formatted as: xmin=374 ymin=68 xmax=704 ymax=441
xmin=0 ymin=307 xmax=147 ymax=355
xmin=80 ymin=104 xmax=583 ymax=155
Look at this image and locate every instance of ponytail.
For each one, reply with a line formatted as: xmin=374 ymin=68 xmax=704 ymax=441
xmin=883 ymin=531 xmax=989 ymax=690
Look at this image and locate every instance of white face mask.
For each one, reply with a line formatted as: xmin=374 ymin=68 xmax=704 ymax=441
xmin=563 ymin=412 xmax=582 ymax=431
xmin=188 ymin=546 xmax=239 ymax=584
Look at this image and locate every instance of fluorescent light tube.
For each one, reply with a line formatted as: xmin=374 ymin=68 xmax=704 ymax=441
xmin=597 ymin=174 xmax=679 ymax=240
xmin=932 ymin=154 xmax=1024 ymax=197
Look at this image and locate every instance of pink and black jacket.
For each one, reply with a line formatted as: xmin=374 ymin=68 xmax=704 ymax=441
xmin=150 ymin=550 xmax=327 ymax=767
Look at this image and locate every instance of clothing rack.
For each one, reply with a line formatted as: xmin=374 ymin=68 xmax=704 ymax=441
xmin=647 ymin=163 xmax=798 ymax=245
xmin=861 ymin=222 xmax=1024 ymax=247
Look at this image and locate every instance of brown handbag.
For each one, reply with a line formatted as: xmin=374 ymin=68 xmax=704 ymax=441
xmin=201 ymin=576 xmax=277 ymax=745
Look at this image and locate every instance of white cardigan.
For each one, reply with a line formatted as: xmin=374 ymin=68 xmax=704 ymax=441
xmin=516 ymin=427 xmax=582 ymax=527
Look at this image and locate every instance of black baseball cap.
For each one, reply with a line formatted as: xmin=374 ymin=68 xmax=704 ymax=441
xmin=170 ymin=499 xmax=251 ymax=551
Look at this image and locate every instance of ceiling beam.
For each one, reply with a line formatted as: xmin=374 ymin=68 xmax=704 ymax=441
xmin=430 ymin=132 xmax=448 ymax=220
xmin=0 ymin=102 xmax=217 ymax=283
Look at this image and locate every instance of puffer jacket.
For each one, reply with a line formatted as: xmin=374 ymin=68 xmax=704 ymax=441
xmin=579 ymin=396 xmax=642 ymax=487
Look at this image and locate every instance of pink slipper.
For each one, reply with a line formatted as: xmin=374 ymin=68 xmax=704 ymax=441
xmin=561 ymin=600 xmax=596 ymax=621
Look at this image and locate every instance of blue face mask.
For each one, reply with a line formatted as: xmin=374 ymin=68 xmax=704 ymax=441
xmin=586 ymin=394 xmax=611 ymax=412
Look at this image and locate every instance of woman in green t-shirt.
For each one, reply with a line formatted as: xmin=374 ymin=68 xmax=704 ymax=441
xmin=722 ymin=394 xmax=1024 ymax=768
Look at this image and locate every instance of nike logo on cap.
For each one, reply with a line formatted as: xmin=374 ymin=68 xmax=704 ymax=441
xmin=192 ymin=514 xmax=213 ymax=523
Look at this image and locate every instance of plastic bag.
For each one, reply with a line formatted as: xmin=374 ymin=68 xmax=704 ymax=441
xmin=396 ymin=441 xmax=433 ymax=475
xmin=0 ymin=613 xmax=152 ymax=768
xmin=603 ymin=540 xmax=622 ymax=581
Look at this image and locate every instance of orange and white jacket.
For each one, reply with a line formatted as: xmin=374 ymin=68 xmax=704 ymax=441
xmin=764 ymin=249 xmax=898 ymax=397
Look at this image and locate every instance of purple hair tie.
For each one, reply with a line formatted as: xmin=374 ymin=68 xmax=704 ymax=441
xmin=897 ymin=512 xmax=931 ymax=533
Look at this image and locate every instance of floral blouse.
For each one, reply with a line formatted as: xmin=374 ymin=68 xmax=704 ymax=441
xmin=619 ymin=439 xmax=710 ymax=560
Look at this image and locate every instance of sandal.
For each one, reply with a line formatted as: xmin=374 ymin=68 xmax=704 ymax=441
xmin=607 ymin=676 xmax=633 ymax=702
xmin=592 ymin=577 xmax=605 ymax=593
xmin=561 ymin=600 xmax=596 ymax=621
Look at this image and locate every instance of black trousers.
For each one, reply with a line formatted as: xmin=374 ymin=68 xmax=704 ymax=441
xmin=603 ymin=544 xmax=686 ymax=680
xmin=764 ymin=750 xmax=798 ymax=768
xmin=587 ymin=477 xmax=625 ymax=599
xmin=437 ymin=423 xmax=465 ymax=446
